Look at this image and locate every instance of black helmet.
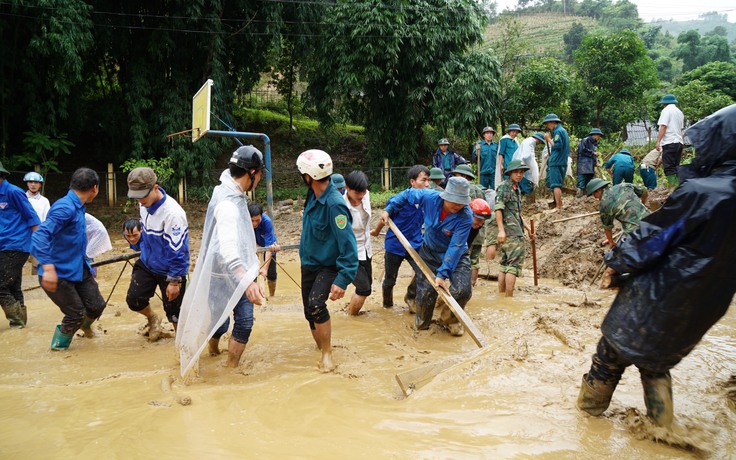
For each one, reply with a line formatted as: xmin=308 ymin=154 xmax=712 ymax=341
xmin=230 ymin=145 xmax=265 ymax=171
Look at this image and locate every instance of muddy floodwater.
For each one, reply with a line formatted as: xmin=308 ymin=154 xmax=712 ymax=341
xmin=1 ymin=252 xmax=735 ymax=459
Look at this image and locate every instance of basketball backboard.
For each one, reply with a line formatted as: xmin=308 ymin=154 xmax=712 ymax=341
xmin=192 ymin=79 xmax=213 ymax=142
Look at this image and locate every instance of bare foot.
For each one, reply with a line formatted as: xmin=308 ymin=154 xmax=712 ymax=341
xmin=80 ymin=325 xmax=95 ymax=338
xmin=208 ymin=337 xmax=220 ymax=356
xmin=317 ymin=352 xmax=336 ymax=373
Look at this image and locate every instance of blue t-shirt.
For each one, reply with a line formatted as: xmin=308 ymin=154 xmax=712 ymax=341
xmin=604 ymin=153 xmax=635 ymax=171
xmin=0 ymin=179 xmax=41 ymax=252
xmin=255 ymin=213 xmax=277 ymax=249
xmin=385 ymin=192 xmax=424 ymax=257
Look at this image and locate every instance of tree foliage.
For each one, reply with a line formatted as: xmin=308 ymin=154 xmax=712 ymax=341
xmin=573 ymin=30 xmax=658 ymax=127
xmin=673 ymin=80 xmax=734 ymax=123
xmin=507 ymin=56 xmax=573 ymax=129
xmin=677 ymin=61 xmax=736 ymax=100
xmin=308 ymin=0 xmax=495 ymax=164
xmin=673 ymin=29 xmax=732 ymax=72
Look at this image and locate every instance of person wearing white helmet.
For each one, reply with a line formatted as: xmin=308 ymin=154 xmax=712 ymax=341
xmin=24 ymin=171 xmax=50 ymax=222
xmin=296 ymin=149 xmax=358 ymax=372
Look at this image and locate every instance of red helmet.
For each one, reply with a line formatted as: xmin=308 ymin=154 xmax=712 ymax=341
xmin=469 ymin=198 xmax=492 ymax=219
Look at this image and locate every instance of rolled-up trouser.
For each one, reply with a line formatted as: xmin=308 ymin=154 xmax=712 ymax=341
xmin=662 ymin=143 xmax=683 ymax=177
xmin=639 ymin=166 xmax=657 ymax=189
xmin=126 ymin=258 xmax=187 ymax=323
xmin=612 ymin=166 xmax=634 ymax=185
xmin=469 ymin=245 xmax=483 ymax=270
xmin=577 ymin=173 xmax=594 ymax=191
xmin=587 ymin=335 xmax=670 ymax=394
xmin=213 ymin=295 xmax=254 ymax=344
xmin=40 ymin=267 xmax=106 ymax=335
xmin=414 ymin=245 xmax=472 ymax=330
xmin=0 ymin=250 xmax=28 ymax=308
xmin=301 ymin=265 xmax=338 ymax=329
xmin=547 ymin=165 xmax=566 ymax=189
xmin=352 ymin=257 xmax=372 ymax=297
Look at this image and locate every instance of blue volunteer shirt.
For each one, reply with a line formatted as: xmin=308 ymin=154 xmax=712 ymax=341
xmin=385 ymin=195 xmax=424 ymax=257
xmin=255 ymin=213 xmax=277 ymax=249
xmin=498 ymin=137 xmax=518 ymax=172
xmin=472 ymin=140 xmax=498 ymax=176
xmin=548 ymin=124 xmax=570 ymax=167
xmin=0 ymin=179 xmax=41 ymax=252
xmin=604 ymin=153 xmax=635 ymax=171
xmin=385 ymin=188 xmax=472 ymax=279
xmin=31 ymin=189 xmax=88 ymax=281
xmin=299 ymin=182 xmax=358 ymax=289
xmin=138 ymin=188 xmax=189 ymax=279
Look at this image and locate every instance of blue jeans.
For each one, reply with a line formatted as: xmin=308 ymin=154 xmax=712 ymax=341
xmin=639 ymin=166 xmax=657 ymax=189
xmin=612 ymin=167 xmax=634 ymax=185
xmin=213 ymin=296 xmax=254 ymax=344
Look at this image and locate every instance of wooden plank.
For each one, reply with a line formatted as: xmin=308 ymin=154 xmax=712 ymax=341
xmin=387 ymin=218 xmax=488 ymax=348
xmin=395 ymin=351 xmax=482 ymax=395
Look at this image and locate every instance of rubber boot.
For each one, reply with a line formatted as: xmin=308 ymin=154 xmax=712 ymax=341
xmin=382 ymin=286 xmax=394 ymax=308
xmin=20 ymin=304 xmax=27 ymax=325
xmin=577 ymin=373 xmax=617 ymax=416
xmin=2 ymin=301 xmax=25 ymax=328
xmin=666 ymin=174 xmax=679 ymax=188
xmin=50 ymin=325 xmax=74 ymax=350
xmin=267 ymin=280 xmax=276 ymax=297
xmin=642 ymin=372 xmax=674 ymax=427
xmin=80 ymin=315 xmax=96 ymax=338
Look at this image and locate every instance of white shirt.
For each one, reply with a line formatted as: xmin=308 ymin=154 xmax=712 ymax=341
xmin=343 ymin=190 xmax=372 ymax=261
xmin=512 ymin=137 xmax=541 ymax=185
xmin=26 ymin=191 xmax=50 ymax=222
xmin=657 ymin=104 xmax=684 ymax=146
xmin=85 ymin=213 xmax=112 ymax=259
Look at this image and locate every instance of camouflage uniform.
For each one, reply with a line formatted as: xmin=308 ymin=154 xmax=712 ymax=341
xmin=468 ymin=183 xmax=486 ymax=269
xmin=599 ymin=183 xmax=650 ymax=234
xmin=494 ymin=179 xmax=525 ymax=275
xmin=429 ymin=182 xmax=444 ymax=192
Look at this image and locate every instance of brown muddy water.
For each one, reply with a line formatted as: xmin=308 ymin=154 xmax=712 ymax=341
xmin=1 ymin=256 xmax=734 ymax=459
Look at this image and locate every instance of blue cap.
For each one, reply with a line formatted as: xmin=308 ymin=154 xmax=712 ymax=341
xmin=660 ymin=94 xmax=678 ymax=104
xmin=331 ymin=173 xmax=346 ymax=189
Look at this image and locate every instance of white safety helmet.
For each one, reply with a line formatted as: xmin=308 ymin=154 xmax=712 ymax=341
xmin=23 ymin=172 xmax=44 ymax=183
xmin=296 ymin=149 xmax=333 ymax=180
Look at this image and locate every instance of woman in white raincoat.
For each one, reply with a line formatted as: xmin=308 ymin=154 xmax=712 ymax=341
xmin=176 ymin=146 xmax=266 ymax=377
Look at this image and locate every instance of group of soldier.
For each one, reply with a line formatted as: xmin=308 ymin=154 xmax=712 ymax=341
xmin=0 ymin=95 xmax=733 ymax=433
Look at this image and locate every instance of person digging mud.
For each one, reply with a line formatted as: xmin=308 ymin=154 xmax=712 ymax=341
xmin=297 ymin=149 xmax=358 ymax=372
xmin=124 ymin=167 xmax=189 ymax=342
xmin=31 ymin=168 xmax=106 ymax=349
xmin=451 ymin=164 xmax=485 ymax=286
xmin=0 ymin=161 xmax=40 ymax=329
xmin=371 ymin=165 xmax=428 ymax=310
xmin=176 ymin=146 xmax=266 ymax=373
xmin=248 ymin=202 xmax=281 ymax=297
xmin=577 ymin=103 xmax=736 ymax=429
xmin=495 ymin=160 xmax=534 ymax=297
xmin=380 ymin=176 xmax=472 ymax=337
xmin=586 ymin=179 xmax=650 ymax=249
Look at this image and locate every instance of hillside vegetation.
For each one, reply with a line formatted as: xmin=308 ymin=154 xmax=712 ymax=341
xmin=484 ymin=13 xmax=599 ymax=54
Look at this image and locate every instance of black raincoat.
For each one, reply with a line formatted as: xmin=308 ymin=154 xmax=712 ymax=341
xmin=600 ymin=104 xmax=736 ymax=373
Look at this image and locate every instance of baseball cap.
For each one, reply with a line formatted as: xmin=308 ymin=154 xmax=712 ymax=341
xmin=127 ymin=167 xmax=157 ymax=199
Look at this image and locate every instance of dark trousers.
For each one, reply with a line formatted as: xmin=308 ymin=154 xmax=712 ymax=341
xmin=639 ymin=166 xmax=657 ymax=189
xmin=612 ymin=167 xmax=634 ymax=185
xmin=126 ymin=259 xmax=187 ymax=323
xmin=479 ymin=173 xmax=494 ymax=190
xmin=414 ymin=245 xmax=472 ymax=330
xmin=41 ymin=267 xmax=106 ymax=335
xmin=352 ymin=257 xmax=372 ymax=296
xmin=587 ymin=336 xmax=669 ymax=388
xmin=263 ymin=254 xmax=277 ymax=281
xmin=0 ymin=250 xmax=28 ymax=308
xmin=577 ymin=173 xmax=594 ymax=191
xmin=382 ymin=251 xmax=413 ymax=289
xmin=301 ymin=265 xmax=338 ymax=329
xmin=662 ymin=143 xmax=683 ymax=177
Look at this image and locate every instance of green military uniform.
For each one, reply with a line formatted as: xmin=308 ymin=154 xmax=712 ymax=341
xmin=429 ymin=182 xmax=444 ymax=192
xmin=494 ymin=178 xmax=525 ymax=276
xmin=599 ymin=183 xmax=650 ymax=235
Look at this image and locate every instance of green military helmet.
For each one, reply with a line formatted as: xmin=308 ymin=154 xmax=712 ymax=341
xmin=543 ymin=113 xmax=562 ymax=124
xmin=618 ymin=148 xmax=631 ymax=156
xmin=660 ymin=94 xmax=678 ymax=104
xmin=532 ymin=132 xmax=545 ymax=142
xmin=451 ymin=163 xmax=475 ymax=180
xmin=506 ymin=159 xmax=530 ymax=173
xmin=482 ymin=126 xmax=496 ymax=135
xmin=589 ymin=128 xmax=604 ymax=136
xmin=507 ymin=123 xmax=522 ymax=133
xmin=429 ymin=167 xmax=445 ymax=180
xmin=586 ymin=178 xmax=611 ymax=196
xmin=438 ymin=138 xmax=450 ymax=145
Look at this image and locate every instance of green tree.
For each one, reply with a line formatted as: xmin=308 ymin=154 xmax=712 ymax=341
xmin=677 ymin=61 xmax=736 ymax=100
xmin=600 ymin=0 xmax=641 ymax=30
xmin=508 ymin=56 xmax=573 ymax=128
xmin=563 ymin=22 xmax=588 ymax=62
xmin=0 ymin=0 xmax=93 ymax=160
xmin=573 ymin=30 xmax=659 ymax=127
xmin=673 ymin=80 xmax=734 ymax=123
xmin=308 ymin=0 xmax=492 ymax=164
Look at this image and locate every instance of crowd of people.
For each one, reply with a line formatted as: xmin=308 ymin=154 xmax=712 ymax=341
xmin=1 ymin=95 xmax=733 ymax=432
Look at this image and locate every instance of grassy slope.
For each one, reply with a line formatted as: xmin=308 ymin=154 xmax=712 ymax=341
xmin=484 ymin=13 xmax=600 ymax=54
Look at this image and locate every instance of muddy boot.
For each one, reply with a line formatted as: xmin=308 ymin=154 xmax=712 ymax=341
xmin=382 ymin=287 xmax=394 ymax=308
xmin=20 ymin=304 xmax=27 ymax=325
xmin=404 ymin=292 xmax=416 ymax=314
xmin=642 ymin=372 xmax=674 ymax=427
xmin=147 ymin=313 xmax=163 ymax=342
xmin=666 ymin=174 xmax=679 ymax=188
xmin=2 ymin=301 xmax=25 ymax=328
xmin=268 ymin=280 xmax=277 ymax=297
xmin=50 ymin=325 xmax=74 ymax=350
xmin=80 ymin=316 xmax=96 ymax=338
xmin=577 ymin=373 xmax=617 ymax=416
